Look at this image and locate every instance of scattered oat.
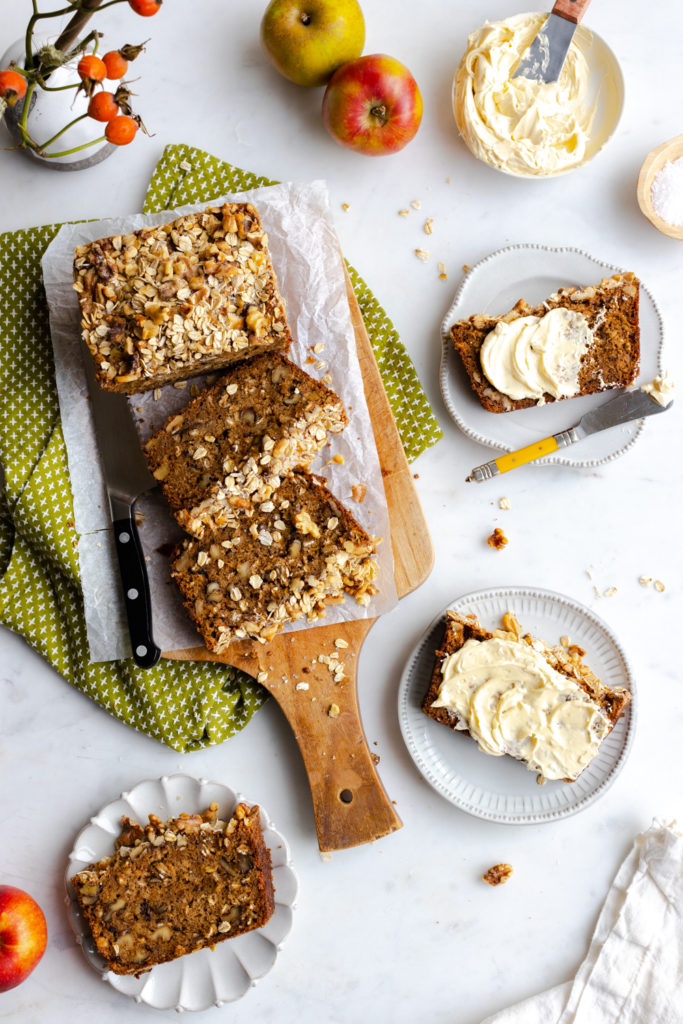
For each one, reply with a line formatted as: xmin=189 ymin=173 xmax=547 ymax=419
xmin=256 ymin=671 xmax=269 ymax=683
xmin=173 ymin=380 xmax=188 ymax=389
xmin=371 ymin=753 xmax=380 ymax=766
xmin=639 ymin=576 xmax=652 ymax=587
xmin=482 ymin=864 xmax=513 ymax=886
xmin=415 ymin=248 xmax=430 ymax=262
xmin=332 ymin=454 xmax=344 ymax=465
xmin=179 ymin=159 xmax=192 ymax=172
xmin=351 ymin=483 xmax=367 ymax=503
xmin=313 ymin=342 xmax=325 ymax=354
xmin=498 ymin=496 xmax=511 ymax=510
xmin=424 ymin=217 xmax=434 ymax=235
xmin=334 ymin=638 xmax=349 ymax=649
xmin=604 ymin=586 xmax=618 ymax=598
xmin=463 ymin=264 xmax=472 ymax=273
xmin=654 ymin=580 xmax=666 ymax=592
xmin=153 ymin=388 xmax=162 ymax=401
xmin=536 ymin=775 xmax=546 ymax=786
xmin=320 ymin=851 xmax=332 ymax=862
xmin=586 ymin=567 xmax=601 ymax=599
xmin=438 ymin=261 xmax=448 ymax=280
xmin=487 ymin=527 xmax=508 ymax=550
xmin=341 ymin=203 xmax=350 ymax=212
xmin=295 ymin=682 xmax=309 ymax=691
xmin=411 ymin=199 xmax=422 ymax=209
xmin=398 ymin=208 xmax=410 ymax=217
xmin=560 ymin=635 xmax=570 ymax=648
xmin=328 ymin=703 xmax=340 ymax=718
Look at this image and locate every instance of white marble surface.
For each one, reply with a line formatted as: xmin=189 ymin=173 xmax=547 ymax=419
xmin=1 ymin=2 xmax=682 ymax=1021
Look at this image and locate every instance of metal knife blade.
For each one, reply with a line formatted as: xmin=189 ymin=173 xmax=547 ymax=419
xmin=513 ymin=0 xmax=592 ymax=84
xmin=571 ymin=387 xmax=671 ymax=442
xmin=82 ymin=342 xmax=161 ymax=669
xmin=467 ymin=387 xmax=672 ymax=483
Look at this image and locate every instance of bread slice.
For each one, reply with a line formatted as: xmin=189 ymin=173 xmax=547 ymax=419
xmin=144 ymin=353 xmax=348 ymax=536
xmin=450 ymin=272 xmax=640 ymax=413
xmin=70 ymin=802 xmax=274 ymax=976
xmin=73 ymin=203 xmax=292 ymax=394
xmin=171 ymin=470 xmax=379 ymax=651
xmin=422 ymin=610 xmax=630 ymax=782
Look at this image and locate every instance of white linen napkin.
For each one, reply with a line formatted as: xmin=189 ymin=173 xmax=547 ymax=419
xmin=482 ymin=822 xmax=683 ymax=1024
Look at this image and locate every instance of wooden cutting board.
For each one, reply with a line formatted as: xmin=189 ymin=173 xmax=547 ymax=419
xmin=165 ymin=272 xmax=434 ymax=851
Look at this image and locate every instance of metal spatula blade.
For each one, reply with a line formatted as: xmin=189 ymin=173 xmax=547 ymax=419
xmin=513 ymin=0 xmax=593 ymax=84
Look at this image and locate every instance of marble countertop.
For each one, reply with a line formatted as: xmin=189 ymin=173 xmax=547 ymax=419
xmin=1 ymin=1 xmax=682 ymax=1021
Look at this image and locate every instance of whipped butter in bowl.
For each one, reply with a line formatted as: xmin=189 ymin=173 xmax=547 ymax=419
xmin=453 ymin=13 xmax=624 ymax=177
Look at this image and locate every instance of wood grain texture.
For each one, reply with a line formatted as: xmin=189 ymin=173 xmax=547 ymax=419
xmin=165 ymin=269 xmax=434 ymax=851
xmin=637 ymin=134 xmax=683 ymax=241
xmin=552 ymin=0 xmax=592 ymax=23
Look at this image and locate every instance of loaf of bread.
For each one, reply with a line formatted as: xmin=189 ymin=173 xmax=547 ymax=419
xmin=144 ymin=352 xmax=348 ymax=536
xmin=171 ymin=469 xmax=379 ymax=651
xmin=422 ymin=610 xmax=630 ymax=782
xmin=450 ymin=272 xmax=640 ymax=413
xmin=73 ymin=203 xmax=291 ymax=394
xmin=70 ymin=802 xmax=274 ymax=976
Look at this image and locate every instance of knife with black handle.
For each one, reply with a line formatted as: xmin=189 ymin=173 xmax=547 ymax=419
xmin=82 ymin=343 xmax=161 ymax=668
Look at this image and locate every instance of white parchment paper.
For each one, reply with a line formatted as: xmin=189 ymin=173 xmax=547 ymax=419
xmin=41 ymin=181 xmax=397 ymax=662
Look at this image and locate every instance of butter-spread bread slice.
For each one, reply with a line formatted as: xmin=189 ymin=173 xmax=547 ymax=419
xmin=422 ymin=610 xmax=630 ymax=782
xmin=451 ymin=272 xmax=640 ymax=413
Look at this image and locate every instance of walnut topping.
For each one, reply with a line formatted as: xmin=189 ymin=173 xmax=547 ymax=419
xmin=487 ymin=527 xmax=508 ymax=550
xmin=482 ymin=863 xmax=513 ymax=886
xmin=73 ymin=203 xmax=290 ymax=394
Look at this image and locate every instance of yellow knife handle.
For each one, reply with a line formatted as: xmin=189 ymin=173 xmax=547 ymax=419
xmin=495 ymin=435 xmax=559 ymax=474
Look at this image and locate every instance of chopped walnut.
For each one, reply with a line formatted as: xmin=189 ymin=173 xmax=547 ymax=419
xmin=482 ymin=863 xmax=513 ymax=886
xmin=487 ymin=527 xmax=508 ymax=550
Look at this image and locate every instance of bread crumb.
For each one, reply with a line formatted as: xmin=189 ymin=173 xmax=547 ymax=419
xmin=320 ymin=851 xmax=333 ymax=862
xmin=424 ymin=218 xmax=434 ymax=235
xmin=341 ymin=203 xmax=350 ymax=212
xmin=295 ymin=682 xmax=309 ymax=691
xmin=560 ymin=635 xmax=570 ymax=648
xmin=487 ymin=527 xmax=508 ymax=550
xmin=328 ymin=703 xmax=340 ymax=718
xmin=482 ymin=864 xmax=513 ymax=886
xmin=654 ymin=580 xmax=666 ymax=592
xmin=463 ymin=264 xmax=472 ymax=273
xmin=415 ymin=248 xmax=430 ymax=262
xmin=332 ymin=454 xmax=344 ymax=465
xmin=498 ymin=496 xmax=511 ymax=510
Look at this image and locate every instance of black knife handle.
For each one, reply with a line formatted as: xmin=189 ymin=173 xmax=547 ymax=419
xmin=111 ymin=500 xmax=161 ymax=669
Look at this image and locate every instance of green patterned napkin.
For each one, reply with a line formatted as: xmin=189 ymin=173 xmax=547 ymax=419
xmin=0 ymin=145 xmax=441 ymax=753
xmin=143 ymin=144 xmax=443 ymax=462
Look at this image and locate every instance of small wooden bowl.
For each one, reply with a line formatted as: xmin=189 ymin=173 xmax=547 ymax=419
xmin=637 ymin=134 xmax=683 ymax=240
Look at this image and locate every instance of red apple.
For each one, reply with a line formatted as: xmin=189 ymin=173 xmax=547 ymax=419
xmin=0 ymin=886 xmax=47 ymax=992
xmin=321 ymin=53 xmax=422 ymax=156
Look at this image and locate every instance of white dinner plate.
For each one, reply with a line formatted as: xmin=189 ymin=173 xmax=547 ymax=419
xmin=65 ymin=774 xmax=298 ymax=1011
xmin=440 ymin=245 xmax=664 ymax=467
xmin=398 ymin=587 xmax=636 ymax=824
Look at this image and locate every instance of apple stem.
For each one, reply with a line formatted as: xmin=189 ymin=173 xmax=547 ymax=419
xmin=370 ymin=103 xmax=388 ymax=126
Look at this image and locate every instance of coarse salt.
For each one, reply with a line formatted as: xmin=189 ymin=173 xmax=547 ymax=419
xmin=651 ymin=157 xmax=683 ymax=226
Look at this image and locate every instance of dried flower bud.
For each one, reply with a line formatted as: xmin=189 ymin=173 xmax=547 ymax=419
xmin=119 ymin=41 xmax=148 ymax=61
xmin=114 ymin=83 xmax=134 ymax=115
xmin=35 ymin=45 xmax=67 ymax=72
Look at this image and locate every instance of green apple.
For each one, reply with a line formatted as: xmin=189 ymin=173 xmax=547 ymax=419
xmin=260 ymin=0 xmax=365 ymax=88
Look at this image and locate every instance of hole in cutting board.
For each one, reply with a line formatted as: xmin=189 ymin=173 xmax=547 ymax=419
xmin=339 ymin=789 xmax=353 ymax=804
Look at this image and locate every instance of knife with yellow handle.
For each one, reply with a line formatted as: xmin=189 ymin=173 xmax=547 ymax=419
xmin=467 ymin=387 xmax=672 ymax=483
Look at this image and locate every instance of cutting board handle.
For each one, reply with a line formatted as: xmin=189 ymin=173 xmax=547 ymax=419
xmin=245 ymin=619 xmax=403 ymax=851
xmin=551 ymin=0 xmax=592 ymax=23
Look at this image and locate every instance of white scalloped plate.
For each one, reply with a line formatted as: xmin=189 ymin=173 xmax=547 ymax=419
xmin=440 ymin=245 xmax=664 ymax=467
xmin=398 ymin=587 xmax=636 ymax=824
xmin=65 ymin=774 xmax=298 ymax=1011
